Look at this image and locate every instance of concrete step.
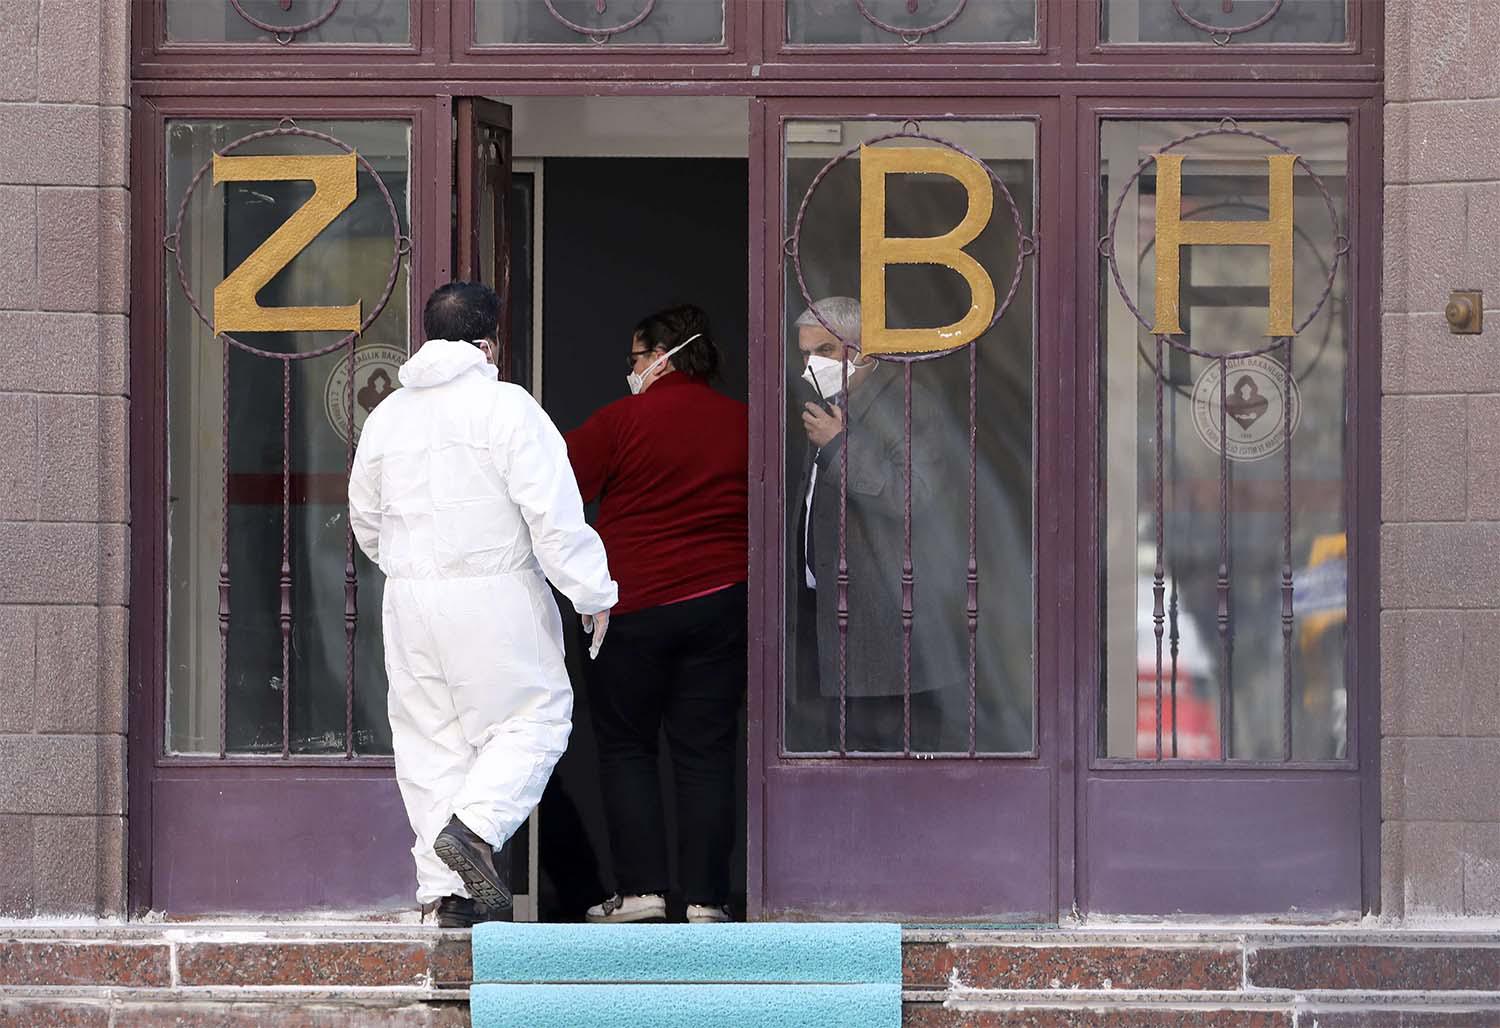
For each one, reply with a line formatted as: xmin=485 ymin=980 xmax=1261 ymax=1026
xmin=1 ymin=990 xmax=468 ymax=1027
xmin=902 ymin=1001 xmax=1500 ymax=1027
xmin=904 ymin=927 xmax=1500 ymax=993
xmin=7 ymin=991 xmax=1500 ymax=1027
xmin=3 ymin=924 xmax=1500 ymax=1025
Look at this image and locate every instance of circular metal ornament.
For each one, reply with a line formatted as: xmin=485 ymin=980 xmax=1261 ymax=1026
xmin=1103 ymin=123 xmax=1345 ymax=360
xmin=168 ymin=124 xmax=407 ymax=361
xmin=853 ymin=0 xmax=967 ymax=45
xmin=789 ymin=127 xmax=1032 ymax=363
xmin=541 ymin=0 xmax=656 ymax=44
xmin=1170 ymin=0 xmax=1284 ymax=45
xmin=228 ymin=0 xmax=342 ymax=44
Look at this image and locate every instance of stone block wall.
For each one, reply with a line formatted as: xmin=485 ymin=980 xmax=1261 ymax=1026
xmin=0 ymin=0 xmax=130 ymax=917
xmin=1382 ymin=0 xmax=1500 ymax=918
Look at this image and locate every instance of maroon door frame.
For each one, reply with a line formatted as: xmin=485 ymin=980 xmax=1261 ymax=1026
xmin=454 ymin=96 xmax=514 ymax=368
xmin=127 ymin=92 xmax=452 ymax=914
xmin=751 ymin=96 xmax=1065 ymax=922
xmin=1069 ymin=94 xmax=1385 ymax=916
xmin=128 ymin=1 xmax=1385 ymax=919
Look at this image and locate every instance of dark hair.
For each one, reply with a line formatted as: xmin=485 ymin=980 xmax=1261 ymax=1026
xmin=423 ymin=281 xmax=500 ymax=345
xmin=633 ymin=304 xmax=720 ymax=381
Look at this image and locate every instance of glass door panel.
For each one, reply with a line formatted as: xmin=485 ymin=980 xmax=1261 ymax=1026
xmin=1098 ymin=118 xmax=1349 ymax=765
xmin=474 ymin=0 xmax=725 ymax=45
xmin=782 ymin=118 xmax=1037 ymax=758
xmin=1100 ymin=0 xmax=1347 ymax=45
xmin=164 ymin=117 xmax=411 ymax=758
xmin=758 ymin=104 xmax=1054 ymax=922
xmin=786 ymin=0 xmax=1036 ymax=45
xmin=165 ymin=0 xmax=412 ymax=44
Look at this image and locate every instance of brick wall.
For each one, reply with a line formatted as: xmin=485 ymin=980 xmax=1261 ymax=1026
xmin=0 ymin=0 xmax=130 ymax=917
xmin=1382 ymin=0 xmax=1500 ymax=918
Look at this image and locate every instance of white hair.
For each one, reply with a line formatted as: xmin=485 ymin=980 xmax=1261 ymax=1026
xmin=795 ymin=296 xmax=861 ymax=346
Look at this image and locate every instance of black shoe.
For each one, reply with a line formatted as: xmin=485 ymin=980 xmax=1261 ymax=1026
xmin=433 ymin=815 xmax=513 ymax=913
xmin=435 ymin=894 xmax=505 ymax=929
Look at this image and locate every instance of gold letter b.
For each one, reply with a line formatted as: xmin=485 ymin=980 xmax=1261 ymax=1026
xmin=859 ymin=145 xmax=997 ymax=356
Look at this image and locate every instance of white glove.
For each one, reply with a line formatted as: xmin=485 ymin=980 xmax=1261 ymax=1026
xmin=581 ymin=610 xmax=611 ymax=661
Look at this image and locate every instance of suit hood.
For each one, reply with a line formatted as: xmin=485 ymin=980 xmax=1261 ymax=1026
xmin=399 ymin=338 xmax=498 ymax=389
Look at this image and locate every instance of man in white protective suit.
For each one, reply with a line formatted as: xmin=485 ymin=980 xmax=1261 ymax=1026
xmin=349 ymin=281 xmax=617 ymax=928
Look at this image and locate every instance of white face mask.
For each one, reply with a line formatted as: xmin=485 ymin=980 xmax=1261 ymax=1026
xmin=627 ymin=333 xmax=700 ymax=395
xmin=801 ymin=353 xmax=859 ymax=401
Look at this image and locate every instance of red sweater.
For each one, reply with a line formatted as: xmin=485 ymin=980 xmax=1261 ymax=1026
xmin=565 ymin=374 xmax=748 ymax=616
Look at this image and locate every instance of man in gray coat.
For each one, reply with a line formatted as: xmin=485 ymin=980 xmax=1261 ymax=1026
xmin=792 ymin=297 xmax=967 ymax=753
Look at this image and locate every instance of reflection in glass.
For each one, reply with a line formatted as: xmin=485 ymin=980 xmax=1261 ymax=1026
xmin=1098 ymin=120 xmax=1349 ymax=762
xmin=475 ymin=0 xmax=724 ymax=45
xmin=784 ymin=120 xmax=1035 ymax=756
xmin=165 ymin=120 xmax=410 ymax=755
xmin=165 ymin=0 xmax=410 ymax=45
xmin=788 ymin=0 xmax=1035 ymax=45
xmin=1101 ymin=0 xmax=1346 ymax=45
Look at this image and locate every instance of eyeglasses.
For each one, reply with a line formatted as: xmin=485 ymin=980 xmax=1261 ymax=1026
xmin=627 ymin=349 xmax=653 ymax=371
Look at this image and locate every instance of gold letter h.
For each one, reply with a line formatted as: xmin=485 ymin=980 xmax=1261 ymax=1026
xmin=1152 ymin=154 xmax=1297 ymax=337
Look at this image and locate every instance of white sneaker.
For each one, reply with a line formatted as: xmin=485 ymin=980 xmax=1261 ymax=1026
xmin=585 ymin=893 xmax=667 ymax=924
xmin=686 ymin=904 xmax=731 ymax=924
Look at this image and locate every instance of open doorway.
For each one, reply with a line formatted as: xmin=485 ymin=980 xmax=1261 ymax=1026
xmin=480 ymin=96 xmax=752 ymax=922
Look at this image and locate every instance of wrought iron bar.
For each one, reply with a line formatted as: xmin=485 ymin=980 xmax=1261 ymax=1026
xmin=1168 ymin=580 xmax=1181 ymax=759
xmin=1217 ymin=357 xmax=1231 ymax=761
xmin=1281 ymin=336 xmax=1295 ymax=761
xmin=1153 ymin=334 xmax=1167 ymax=761
xmin=1168 ymin=357 xmax=1181 ymax=759
xmin=853 ymin=0 xmax=967 ymax=44
xmin=280 ymin=357 xmax=293 ymax=759
xmin=228 ymin=0 xmax=342 ymax=45
xmin=344 ymin=337 xmax=357 ymax=759
xmin=836 ymin=359 xmax=851 ymax=755
xmin=219 ymin=336 xmax=231 ymax=760
xmin=541 ymin=0 xmax=656 ymax=43
xmin=967 ymin=332 xmax=979 ymax=756
xmin=902 ymin=363 xmax=914 ymax=756
xmin=1170 ymin=0 xmax=1284 ymax=45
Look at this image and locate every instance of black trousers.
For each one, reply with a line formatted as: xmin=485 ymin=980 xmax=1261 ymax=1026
xmin=586 ymin=583 xmax=747 ymax=906
xmin=537 ymin=772 xmax=606 ymax=922
xmin=844 ymin=691 xmax=947 ymax=753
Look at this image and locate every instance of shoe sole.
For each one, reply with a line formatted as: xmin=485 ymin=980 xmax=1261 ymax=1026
xmin=585 ymin=910 xmax=668 ymax=925
xmin=433 ymin=835 xmax=513 ymax=912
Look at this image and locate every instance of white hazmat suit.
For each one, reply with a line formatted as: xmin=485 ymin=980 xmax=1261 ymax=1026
xmin=349 ymin=338 xmax=617 ymax=906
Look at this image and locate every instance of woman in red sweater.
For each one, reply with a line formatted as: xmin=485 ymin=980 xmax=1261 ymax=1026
xmin=565 ymin=304 xmax=748 ymax=925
